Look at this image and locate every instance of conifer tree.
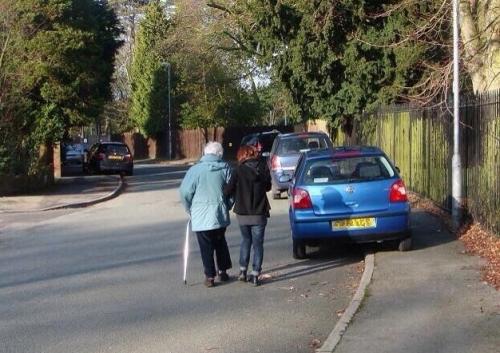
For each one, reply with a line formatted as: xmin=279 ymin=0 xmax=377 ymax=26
xmin=129 ymin=0 xmax=171 ymax=136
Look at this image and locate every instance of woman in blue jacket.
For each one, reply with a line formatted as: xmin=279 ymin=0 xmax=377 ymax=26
xmin=179 ymin=142 xmax=233 ymax=288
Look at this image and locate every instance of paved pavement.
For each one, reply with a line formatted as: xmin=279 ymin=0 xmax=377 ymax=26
xmin=0 ymin=159 xmax=198 ymax=214
xmin=1 ymin=160 xmax=498 ymax=353
xmin=0 ymin=175 xmax=123 ymax=213
xmin=328 ymin=210 xmax=500 ymax=353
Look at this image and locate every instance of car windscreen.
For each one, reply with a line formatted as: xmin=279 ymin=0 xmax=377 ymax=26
xmin=104 ymin=144 xmax=129 ymax=155
xmin=301 ymin=155 xmax=395 ymax=184
xmin=277 ymin=136 xmax=329 ymax=155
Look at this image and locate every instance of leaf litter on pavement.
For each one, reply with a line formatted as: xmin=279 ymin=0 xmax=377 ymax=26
xmin=409 ymin=192 xmax=500 ymax=290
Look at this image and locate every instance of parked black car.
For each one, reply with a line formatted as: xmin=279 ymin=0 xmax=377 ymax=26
xmin=240 ymin=130 xmax=280 ymax=157
xmin=84 ymin=142 xmax=133 ymax=176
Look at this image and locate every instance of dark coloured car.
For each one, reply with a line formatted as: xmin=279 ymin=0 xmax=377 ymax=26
xmin=62 ymin=143 xmax=85 ymax=166
xmin=283 ymin=146 xmax=411 ymax=259
xmin=84 ymin=142 xmax=133 ymax=176
xmin=268 ymin=132 xmax=333 ymax=199
xmin=240 ymin=130 xmax=280 ymax=157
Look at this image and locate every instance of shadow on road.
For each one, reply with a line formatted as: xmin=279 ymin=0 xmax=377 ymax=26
xmin=261 ymin=243 xmax=363 ymax=284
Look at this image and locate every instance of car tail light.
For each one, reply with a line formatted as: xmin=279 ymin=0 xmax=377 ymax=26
xmin=124 ymin=153 xmax=132 ymax=161
xmin=271 ymin=155 xmax=281 ymax=171
xmin=389 ymin=179 xmax=408 ymax=202
xmin=292 ymin=187 xmax=312 ymax=209
xmin=97 ymin=153 xmax=106 ymax=161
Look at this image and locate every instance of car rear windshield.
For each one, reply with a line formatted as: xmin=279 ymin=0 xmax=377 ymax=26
xmin=259 ymin=134 xmax=278 ymax=152
xmin=103 ymin=144 xmax=129 ymax=155
xmin=241 ymin=135 xmax=256 ymax=145
xmin=241 ymin=133 xmax=278 ymax=153
xmin=277 ymin=136 xmax=329 ymax=155
xmin=302 ymin=155 xmax=395 ymax=184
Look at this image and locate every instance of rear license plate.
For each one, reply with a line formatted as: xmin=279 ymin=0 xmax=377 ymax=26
xmin=332 ymin=217 xmax=376 ymax=230
xmin=108 ymin=155 xmax=123 ymax=160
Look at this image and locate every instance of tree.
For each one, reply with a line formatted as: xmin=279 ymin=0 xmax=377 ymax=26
xmin=360 ymin=0 xmax=499 ymax=100
xmin=460 ymin=0 xmax=499 ymax=92
xmin=0 ymin=0 xmax=121 ymax=175
xmin=165 ymin=0 xmax=262 ymax=138
xmin=129 ymin=0 xmax=171 ymax=136
xmin=209 ymin=0 xmax=397 ymax=126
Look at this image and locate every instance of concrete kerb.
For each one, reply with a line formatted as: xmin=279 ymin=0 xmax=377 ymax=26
xmin=316 ymin=252 xmax=375 ymax=353
xmin=0 ymin=175 xmax=125 ymax=214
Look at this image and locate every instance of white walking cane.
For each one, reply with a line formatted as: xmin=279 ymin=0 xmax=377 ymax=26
xmin=182 ymin=219 xmax=191 ymax=285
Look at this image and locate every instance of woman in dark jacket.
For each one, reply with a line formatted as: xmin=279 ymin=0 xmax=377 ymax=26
xmin=224 ymin=145 xmax=271 ymax=286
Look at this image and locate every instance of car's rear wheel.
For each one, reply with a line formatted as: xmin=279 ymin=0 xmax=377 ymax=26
xmin=293 ymin=239 xmax=307 ymax=259
xmin=398 ymin=233 xmax=412 ymax=252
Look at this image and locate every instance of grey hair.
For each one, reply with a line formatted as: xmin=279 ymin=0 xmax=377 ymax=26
xmin=204 ymin=141 xmax=224 ymax=157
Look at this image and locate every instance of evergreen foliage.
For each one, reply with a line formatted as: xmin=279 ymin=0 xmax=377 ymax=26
xmin=212 ymin=0 xmax=398 ymax=126
xmin=129 ymin=0 xmax=171 ymax=136
xmin=0 ymin=0 xmax=121 ymax=175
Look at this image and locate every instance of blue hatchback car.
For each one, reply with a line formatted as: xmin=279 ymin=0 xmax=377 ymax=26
xmin=283 ymin=146 xmax=411 ymax=259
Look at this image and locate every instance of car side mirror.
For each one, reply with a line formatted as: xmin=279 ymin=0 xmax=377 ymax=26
xmin=279 ymin=174 xmax=292 ymax=183
xmin=262 ymin=152 xmax=270 ymax=158
xmin=395 ymin=166 xmax=400 ymax=173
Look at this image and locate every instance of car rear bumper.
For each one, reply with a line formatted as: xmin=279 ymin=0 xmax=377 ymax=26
xmin=290 ymin=213 xmax=410 ymax=243
xmin=96 ymin=162 xmax=133 ymax=173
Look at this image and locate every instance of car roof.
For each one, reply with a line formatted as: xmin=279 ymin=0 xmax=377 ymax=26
xmin=260 ymin=129 xmax=280 ymax=135
xmin=99 ymin=142 xmax=127 ymax=145
xmin=244 ymin=130 xmax=280 ymax=137
xmin=278 ymin=131 xmax=329 ymax=139
xmin=304 ymin=145 xmax=384 ymax=160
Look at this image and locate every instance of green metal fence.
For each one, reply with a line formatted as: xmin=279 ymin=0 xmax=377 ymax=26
xmin=350 ymin=89 xmax=499 ymax=235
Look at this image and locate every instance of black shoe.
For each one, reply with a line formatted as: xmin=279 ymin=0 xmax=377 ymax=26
xmin=238 ymin=270 xmax=247 ymax=282
xmin=218 ymin=271 xmax=229 ymax=282
xmin=247 ymin=274 xmax=260 ymax=286
xmin=204 ymin=277 xmax=215 ymax=288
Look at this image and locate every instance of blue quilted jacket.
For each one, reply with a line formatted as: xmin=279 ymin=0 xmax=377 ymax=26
xmin=179 ymin=154 xmax=232 ymax=232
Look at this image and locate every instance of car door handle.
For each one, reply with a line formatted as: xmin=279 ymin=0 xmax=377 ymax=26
xmin=345 ymin=202 xmax=359 ymax=208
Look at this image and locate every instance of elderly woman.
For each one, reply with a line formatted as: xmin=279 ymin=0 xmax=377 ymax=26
xmin=224 ymin=145 xmax=271 ymax=286
xmin=179 ymin=142 xmax=233 ymax=288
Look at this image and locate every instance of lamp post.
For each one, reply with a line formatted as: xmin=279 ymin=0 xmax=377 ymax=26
xmin=451 ymin=0 xmax=462 ymax=230
xmin=162 ymin=61 xmax=172 ymax=160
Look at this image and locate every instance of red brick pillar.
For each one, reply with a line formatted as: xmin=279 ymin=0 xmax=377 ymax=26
xmin=53 ymin=142 xmax=61 ymax=179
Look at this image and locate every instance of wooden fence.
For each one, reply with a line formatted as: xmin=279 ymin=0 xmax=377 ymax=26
xmin=119 ymin=125 xmax=295 ymax=160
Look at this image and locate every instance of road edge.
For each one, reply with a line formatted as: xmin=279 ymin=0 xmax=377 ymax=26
xmin=316 ymin=252 xmax=375 ymax=353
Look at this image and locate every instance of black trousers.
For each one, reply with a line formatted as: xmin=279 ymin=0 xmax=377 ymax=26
xmin=196 ymin=228 xmax=232 ymax=278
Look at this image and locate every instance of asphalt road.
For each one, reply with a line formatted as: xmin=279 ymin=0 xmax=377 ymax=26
xmin=0 ymin=163 xmax=364 ymax=353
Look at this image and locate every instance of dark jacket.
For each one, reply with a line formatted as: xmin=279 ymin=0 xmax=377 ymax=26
xmin=224 ymin=158 xmax=272 ymax=216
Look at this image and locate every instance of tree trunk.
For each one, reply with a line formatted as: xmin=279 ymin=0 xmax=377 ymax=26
xmin=460 ymin=0 xmax=500 ymax=92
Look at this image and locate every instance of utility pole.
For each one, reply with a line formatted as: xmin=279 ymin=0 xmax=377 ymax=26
xmin=167 ymin=62 xmax=172 ymax=160
xmin=451 ymin=0 xmax=462 ymax=230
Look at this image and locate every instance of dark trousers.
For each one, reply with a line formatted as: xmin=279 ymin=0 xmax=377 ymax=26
xmin=196 ymin=228 xmax=232 ymax=278
xmin=239 ymin=224 xmax=266 ymax=276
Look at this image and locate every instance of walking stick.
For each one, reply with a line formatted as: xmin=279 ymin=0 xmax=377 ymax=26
xmin=182 ymin=219 xmax=190 ymax=285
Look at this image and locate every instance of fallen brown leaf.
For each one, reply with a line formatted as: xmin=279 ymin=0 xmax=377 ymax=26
xmin=309 ymin=338 xmax=321 ymax=348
